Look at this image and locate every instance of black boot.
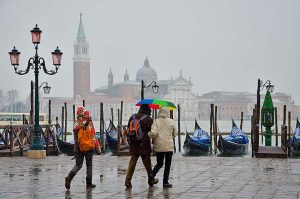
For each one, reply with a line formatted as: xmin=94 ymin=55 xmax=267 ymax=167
xmin=163 ymin=181 xmax=172 ymax=188
xmin=86 ymin=183 xmax=96 ymax=189
xmin=148 ymin=174 xmax=159 ymax=187
xmin=65 ymin=176 xmax=72 ymax=189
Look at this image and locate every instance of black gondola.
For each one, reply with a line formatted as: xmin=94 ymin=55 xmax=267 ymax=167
xmin=56 ymin=135 xmax=74 ymax=156
xmin=183 ymin=119 xmax=211 ymax=155
xmin=106 ymin=120 xmax=118 ymax=155
xmin=290 ymin=119 xmax=300 ymax=155
xmin=217 ymin=120 xmax=249 ymax=156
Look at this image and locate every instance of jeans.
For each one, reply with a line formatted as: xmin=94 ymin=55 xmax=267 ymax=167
xmin=152 ymin=152 xmax=173 ymax=184
xmin=68 ymin=150 xmax=93 ymax=184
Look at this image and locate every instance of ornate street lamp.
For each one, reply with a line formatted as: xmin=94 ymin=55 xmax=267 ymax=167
xmin=141 ymin=80 xmax=159 ymax=100
xmin=8 ymin=24 xmax=62 ymax=158
xmin=256 ymin=79 xmax=275 ymax=146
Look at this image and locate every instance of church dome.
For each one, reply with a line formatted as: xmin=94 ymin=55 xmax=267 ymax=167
xmin=136 ymin=57 xmax=157 ymax=83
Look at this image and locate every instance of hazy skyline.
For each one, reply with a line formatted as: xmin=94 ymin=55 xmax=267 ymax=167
xmin=1 ymin=0 xmax=300 ymax=104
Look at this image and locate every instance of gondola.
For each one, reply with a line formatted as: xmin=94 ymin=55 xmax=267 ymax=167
xmin=106 ymin=120 xmax=118 ymax=155
xmin=183 ymin=119 xmax=211 ymax=155
xmin=217 ymin=119 xmax=249 ymax=156
xmin=56 ymin=127 xmax=75 ymax=156
xmin=290 ymin=119 xmax=300 ymax=155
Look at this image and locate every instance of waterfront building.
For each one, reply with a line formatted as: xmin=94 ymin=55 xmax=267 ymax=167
xmin=43 ymin=14 xmax=300 ymax=123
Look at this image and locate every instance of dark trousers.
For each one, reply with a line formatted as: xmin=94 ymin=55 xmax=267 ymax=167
xmin=126 ymin=155 xmax=152 ymax=181
xmin=152 ymin=152 xmax=173 ymax=184
xmin=68 ymin=150 xmax=93 ymax=184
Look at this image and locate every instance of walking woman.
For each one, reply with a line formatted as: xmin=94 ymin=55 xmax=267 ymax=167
xmin=149 ymin=106 xmax=177 ymax=188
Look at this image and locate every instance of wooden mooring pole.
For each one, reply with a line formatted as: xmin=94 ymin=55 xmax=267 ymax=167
xmin=64 ymin=102 xmax=67 ymax=141
xmin=275 ymin=107 xmax=278 ymax=147
xmin=177 ymin=104 xmax=181 ymax=152
xmin=111 ymin=108 xmax=114 ymax=122
xmin=83 ymin=100 xmax=85 ymax=107
xmin=120 ymin=101 xmax=123 ymax=125
xmin=288 ymin=111 xmax=291 ymax=156
xmin=240 ymin=112 xmax=243 ymax=130
xmin=214 ymin=106 xmax=218 ymax=154
xmin=100 ymin=102 xmax=105 ymax=152
xmin=283 ymin=105 xmax=286 ymax=125
xmin=61 ymin=106 xmax=64 ymax=141
xmin=170 ymin=110 xmax=176 ymax=153
xmin=48 ymin=100 xmax=52 ymax=124
xmin=73 ymin=105 xmax=75 ymax=122
xmin=210 ymin=104 xmax=214 ymax=154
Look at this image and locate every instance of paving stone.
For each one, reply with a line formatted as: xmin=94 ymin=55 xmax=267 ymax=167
xmin=1 ymin=154 xmax=300 ymax=198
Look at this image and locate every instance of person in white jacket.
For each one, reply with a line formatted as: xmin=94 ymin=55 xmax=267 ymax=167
xmin=149 ymin=106 xmax=177 ymax=188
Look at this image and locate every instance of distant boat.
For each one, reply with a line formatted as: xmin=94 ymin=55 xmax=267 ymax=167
xmin=106 ymin=120 xmax=118 ymax=155
xmin=290 ymin=119 xmax=300 ymax=155
xmin=217 ymin=119 xmax=249 ymax=156
xmin=183 ymin=119 xmax=211 ymax=155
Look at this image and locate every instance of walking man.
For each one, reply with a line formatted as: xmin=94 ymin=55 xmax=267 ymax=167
xmin=124 ymin=104 xmax=159 ymax=189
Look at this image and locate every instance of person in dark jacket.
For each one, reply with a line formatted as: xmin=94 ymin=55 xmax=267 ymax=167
xmin=124 ymin=104 xmax=159 ymax=189
xmin=65 ymin=107 xmax=101 ymax=190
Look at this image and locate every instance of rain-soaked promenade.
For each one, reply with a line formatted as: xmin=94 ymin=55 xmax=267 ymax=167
xmin=1 ymin=153 xmax=300 ymax=199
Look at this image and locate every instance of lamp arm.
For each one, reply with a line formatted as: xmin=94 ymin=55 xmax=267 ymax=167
xmin=38 ymin=82 xmax=48 ymax=90
xmin=39 ymin=57 xmax=58 ymax=75
xmin=144 ymin=81 xmax=156 ymax=92
xmin=14 ymin=57 xmax=34 ymax=75
xmin=259 ymin=80 xmax=271 ymax=91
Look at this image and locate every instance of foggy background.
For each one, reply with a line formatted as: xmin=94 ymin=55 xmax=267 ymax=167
xmin=1 ymin=0 xmax=300 ymax=105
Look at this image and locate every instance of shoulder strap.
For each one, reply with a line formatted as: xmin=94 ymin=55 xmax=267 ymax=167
xmin=140 ymin=115 xmax=147 ymax=121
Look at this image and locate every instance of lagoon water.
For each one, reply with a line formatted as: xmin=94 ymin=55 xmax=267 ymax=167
xmin=63 ymin=120 xmax=297 ymax=153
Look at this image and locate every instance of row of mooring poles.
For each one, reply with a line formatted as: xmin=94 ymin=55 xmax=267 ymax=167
xmin=44 ymin=99 xmax=191 ymax=155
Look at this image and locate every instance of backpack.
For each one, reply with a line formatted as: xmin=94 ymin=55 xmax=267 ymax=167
xmin=127 ymin=115 xmax=147 ymax=146
xmin=78 ymin=128 xmax=95 ymax=152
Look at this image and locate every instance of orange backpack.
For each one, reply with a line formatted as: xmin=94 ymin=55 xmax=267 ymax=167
xmin=78 ymin=128 xmax=95 ymax=152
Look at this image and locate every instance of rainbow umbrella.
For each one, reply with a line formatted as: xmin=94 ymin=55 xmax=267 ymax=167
xmin=136 ymin=98 xmax=177 ymax=110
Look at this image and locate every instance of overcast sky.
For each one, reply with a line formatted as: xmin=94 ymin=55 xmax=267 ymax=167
xmin=1 ymin=0 xmax=300 ymax=104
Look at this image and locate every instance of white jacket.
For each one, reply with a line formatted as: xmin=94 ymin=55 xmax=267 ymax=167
xmin=149 ymin=107 xmax=177 ymax=152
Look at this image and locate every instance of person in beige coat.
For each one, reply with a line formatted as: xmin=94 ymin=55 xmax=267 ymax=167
xmin=149 ymin=106 xmax=177 ymax=188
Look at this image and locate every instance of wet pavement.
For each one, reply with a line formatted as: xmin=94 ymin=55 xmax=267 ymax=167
xmin=1 ymin=153 xmax=300 ymax=199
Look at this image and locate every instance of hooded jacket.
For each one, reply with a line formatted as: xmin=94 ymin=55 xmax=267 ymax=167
xmin=149 ymin=107 xmax=177 ymax=152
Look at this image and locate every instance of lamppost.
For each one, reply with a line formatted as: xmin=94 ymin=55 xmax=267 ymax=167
xmin=9 ymin=24 xmax=62 ymax=158
xmin=257 ymin=79 xmax=274 ymax=146
xmin=141 ymin=80 xmax=159 ymax=100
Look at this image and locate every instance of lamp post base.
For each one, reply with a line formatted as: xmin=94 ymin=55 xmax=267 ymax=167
xmin=27 ymin=150 xmax=46 ymax=159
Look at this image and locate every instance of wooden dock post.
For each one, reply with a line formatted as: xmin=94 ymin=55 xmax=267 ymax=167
xmin=288 ymin=111 xmax=291 ymax=156
xmin=100 ymin=102 xmax=105 ymax=152
xmin=48 ymin=100 xmax=52 ymax=124
xmin=275 ymin=107 xmax=278 ymax=147
xmin=210 ymin=104 xmax=214 ymax=154
xmin=120 ymin=101 xmax=123 ymax=125
xmin=117 ymin=109 xmax=120 ymax=153
xmin=214 ymin=106 xmax=218 ymax=154
xmin=61 ymin=106 xmax=64 ymax=141
xmin=240 ymin=112 xmax=243 ymax=130
xmin=283 ymin=105 xmax=286 ymax=125
xmin=251 ymin=115 xmax=254 ymax=158
xmin=170 ymin=110 xmax=176 ymax=153
xmin=177 ymin=104 xmax=181 ymax=152
xmin=111 ymin=108 xmax=114 ymax=122
xmin=83 ymin=100 xmax=85 ymax=107
xmin=64 ymin=102 xmax=67 ymax=141
xmin=72 ymin=105 xmax=75 ymax=122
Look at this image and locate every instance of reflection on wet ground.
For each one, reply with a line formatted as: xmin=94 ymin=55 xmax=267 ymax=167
xmin=0 ymin=153 xmax=300 ymax=198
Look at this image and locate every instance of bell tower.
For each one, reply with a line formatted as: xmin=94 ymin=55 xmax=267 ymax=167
xmin=73 ymin=13 xmax=90 ymax=98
